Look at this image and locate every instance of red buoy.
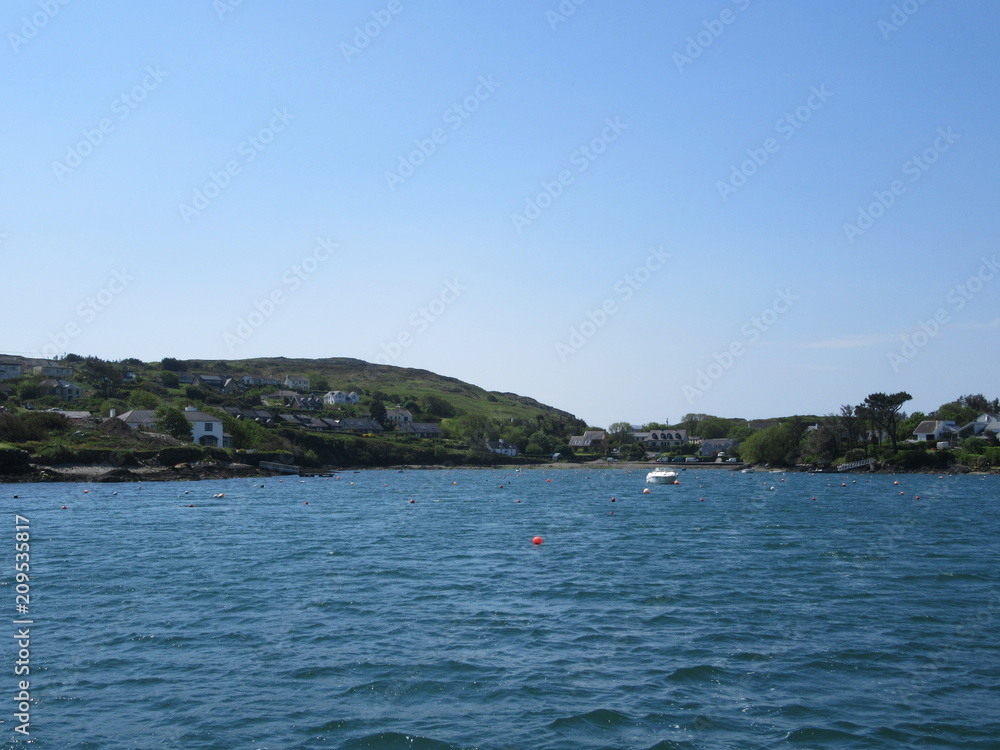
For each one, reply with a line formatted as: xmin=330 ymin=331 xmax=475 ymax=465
xmin=532 ymin=536 xmax=543 ymax=545
xmin=409 ymin=499 xmax=415 ymax=504
xmin=611 ymin=497 xmax=616 ymax=502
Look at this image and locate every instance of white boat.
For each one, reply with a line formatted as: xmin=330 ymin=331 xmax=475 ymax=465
xmin=645 ymin=468 xmax=679 ymax=485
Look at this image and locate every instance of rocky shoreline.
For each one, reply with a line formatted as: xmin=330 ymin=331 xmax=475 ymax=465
xmin=2 ymin=459 xmax=995 ymax=485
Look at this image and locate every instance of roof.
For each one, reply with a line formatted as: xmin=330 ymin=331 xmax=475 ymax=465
xmin=913 ymin=420 xmax=957 ymax=434
xmin=119 ymin=409 xmax=157 ymax=424
xmin=181 ymin=410 xmax=223 ymax=423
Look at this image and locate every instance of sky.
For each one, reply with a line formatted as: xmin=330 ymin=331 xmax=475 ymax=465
xmin=3 ymin=0 xmax=998 ymax=428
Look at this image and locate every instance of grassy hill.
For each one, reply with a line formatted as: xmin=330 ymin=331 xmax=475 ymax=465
xmin=180 ymin=356 xmax=578 ymax=424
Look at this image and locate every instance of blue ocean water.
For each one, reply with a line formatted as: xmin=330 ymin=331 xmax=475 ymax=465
xmin=1 ymin=468 xmax=999 ymax=749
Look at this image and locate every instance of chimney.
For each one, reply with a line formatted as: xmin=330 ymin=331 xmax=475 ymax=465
xmin=110 ymin=408 xmax=117 ymax=418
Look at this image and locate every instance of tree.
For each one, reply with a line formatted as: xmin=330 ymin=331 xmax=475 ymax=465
xmin=933 ymin=401 xmax=978 ymax=427
xmin=728 ymin=423 xmax=754 ymax=443
xmin=307 ymin=372 xmax=330 ymax=392
xmin=154 ymin=405 xmax=192 ymax=441
xmin=161 ymin=357 xmax=187 ymax=372
xmin=161 ymin=371 xmax=179 ymax=389
xmin=607 ymin=422 xmax=635 ymax=447
xmin=369 ymin=398 xmax=387 ymax=428
xmin=740 ymin=423 xmax=800 ymax=466
xmin=696 ymin=416 xmax=732 ymax=439
xmin=81 ymin=357 xmax=123 ymax=399
xmin=861 ymin=392 xmax=912 ymax=450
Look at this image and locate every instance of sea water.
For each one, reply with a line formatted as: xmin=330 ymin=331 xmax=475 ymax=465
xmin=1 ymin=468 xmax=998 ymax=749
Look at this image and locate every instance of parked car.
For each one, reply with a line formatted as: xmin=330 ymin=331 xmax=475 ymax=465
xmin=685 ymin=456 xmax=698 ymax=462
xmin=726 ymin=457 xmax=738 ymax=463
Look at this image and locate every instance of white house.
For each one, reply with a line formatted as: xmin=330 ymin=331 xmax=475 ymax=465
xmin=633 ymin=429 xmax=688 ymax=450
xmin=33 ymin=362 xmax=74 ymax=378
xmin=960 ymin=413 xmax=1000 ymax=438
xmin=912 ymin=420 xmax=959 ymax=444
xmin=284 ymin=375 xmax=310 ymax=390
xmin=182 ymin=406 xmax=227 ymax=447
xmin=347 ymin=392 xmax=360 ymax=404
xmin=324 ymin=390 xmax=348 ymax=405
xmin=487 ymin=439 xmax=519 ymax=457
xmin=386 ymin=408 xmax=413 ymax=424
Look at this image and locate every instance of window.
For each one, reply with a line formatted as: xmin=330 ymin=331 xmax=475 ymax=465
xmin=205 ymin=422 xmax=213 ymax=431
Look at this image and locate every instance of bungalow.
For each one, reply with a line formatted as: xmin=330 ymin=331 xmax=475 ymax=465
xmin=193 ymin=373 xmax=225 ymax=389
xmin=40 ymin=378 xmax=83 ymax=401
xmin=339 ymin=417 xmax=384 ymax=434
xmin=386 ymin=408 xmax=413 ymax=424
xmin=912 ymin=420 xmax=959 ymax=444
xmin=177 ymin=372 xmax=196 ymax=385
xmin=324 ymin=390 xmax=349 ymax=405
xmin=568 ymin=430 xmax=606 ymax=449
xmin=487 ymin=439 xmax=519 ymax=457
xmin=284 ymin=375 xmax=310 ymax=391
xmin=396 ymin=422 xmax=442 ymax=439
xmin=277 ymin=414 xmax=304 ymax=426
xmin=0 ymin=357 xmax=23 ymax=381
xmin=347 ymin=391 xmax=361 ymax=404
xmin=33 ymin=362 xmax=74 ymax=379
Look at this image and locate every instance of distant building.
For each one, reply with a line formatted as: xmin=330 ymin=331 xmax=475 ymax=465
xmin=568 ymin=430 xmax=606 ymax=449
xmin=284 ymin=375 xmax=310 ymax=390
xmin=486 ymin=439 xmax=519 ymax=457
xmin=40 ymin=378 xmax=83 ymax=401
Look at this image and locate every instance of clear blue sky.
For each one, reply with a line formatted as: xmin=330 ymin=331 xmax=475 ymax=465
xmin=3 ymin=0 xmax=998 ymax=427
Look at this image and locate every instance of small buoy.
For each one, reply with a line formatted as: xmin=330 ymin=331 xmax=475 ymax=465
xmin=841 ymin=483 xmax=847 ymax=487
xmin=350 ymin=482 xmax=354 ymax=486
xmin=915 ymin=496 xmax=920 ymax=500
xmin=532 ymin=536 xmax=543 ymax=545
xmin=610 ymin=497 xmax=616 ymax=502
xmin=304 ymin=501 xmax=309 ymax=505
xmin=673 ymin=481 xmax=680 ymax=485
xmin=61 ymin=505 xmax=67 ymax=509
xmin=453 ymin=482 xmax=457 ymax=485
xmin=609 ymin=511 xmax=615 ymax=515
xmin=409 ymin=499 xmax=415 ymax=504
xmin=12 ymin=495 xmax=18 ymax=499
xmin=893 ymin=481 xmax=899 ymax=486
xmin=699 ymin=498 xmax=704 ymax=502
xmin=899 ymin=491 xmax=904 ymax=495
xmin=83 ymin=489 xmax=89 ymax=494
xmin=188 ymin=504 xmax=194 ymax=508
xmin=546 ymin=479 xmax=552 ymax=482
xmin=642 ymin=488 xmax=651 ymax=494
xmin=811 ymin=497 xmax=816 ymax=501
xmin=516 ymin=499 xmax=521 ymax=503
